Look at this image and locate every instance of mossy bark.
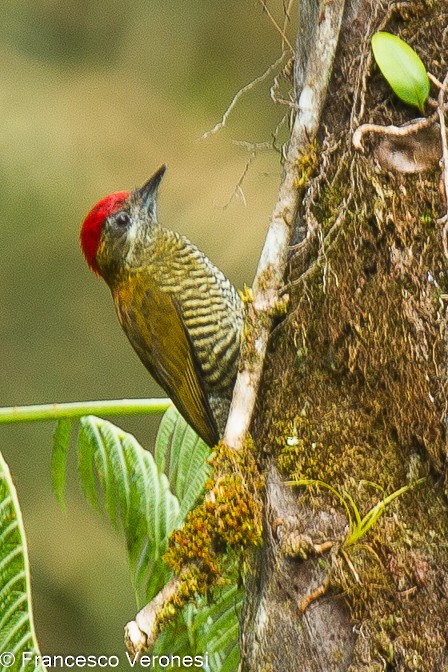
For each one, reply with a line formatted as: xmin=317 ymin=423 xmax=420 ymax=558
xmin=241 ymin=2 xmax=448 ymax=670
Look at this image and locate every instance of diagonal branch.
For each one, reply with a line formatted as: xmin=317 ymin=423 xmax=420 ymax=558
xmin=124 ymin=0 xmax=347 ymax=655
xmin=223 ymin=0 xmax=346 ymax=450
xmin=125 ymin=576 xmax=181 ymax=655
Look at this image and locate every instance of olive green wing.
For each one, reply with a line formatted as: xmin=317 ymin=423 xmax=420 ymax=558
xmin=114 ymin=284 xmax=219 ymax=447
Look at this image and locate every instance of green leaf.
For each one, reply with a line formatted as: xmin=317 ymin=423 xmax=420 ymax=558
xmin=51 ymin=418 xmax=73 ymax=508
xmin=371 ymin=32 xmax=430 ymax=112
xmin=77 ymin=416 xmax=180 ymax=605
xmin=0 ymin=451 xmax=46 ymax=672
xmin=155 ymin=407 xmax=211 ymax=520
xmin=153 ymin=579 xmax=242 ymax=672
xmin=193 ymin=581 xmax=242 ymax=672
xmin=76 ymin=409 xmax=239 ymax=669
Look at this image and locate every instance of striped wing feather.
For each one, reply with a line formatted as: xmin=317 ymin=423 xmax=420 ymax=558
xmin=113 ymin=281 xmax=219 ymax=447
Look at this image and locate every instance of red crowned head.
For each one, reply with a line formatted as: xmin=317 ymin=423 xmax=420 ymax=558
xmin=80 ymin=165 xmax=166 ymax=278
xmin=80 ymin=191 xmax=129 ymax=276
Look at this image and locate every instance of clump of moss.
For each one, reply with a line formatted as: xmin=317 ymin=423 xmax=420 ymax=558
xmin=294 ymin=140 xmax=319 ymax=190
xmin=163 ymin=439 xmax=263 ymax=604
xmin=330 ymin=482 xmax=448 ymax=670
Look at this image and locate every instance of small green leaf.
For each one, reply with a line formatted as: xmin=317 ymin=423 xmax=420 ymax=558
xmin=371 ymin=32 xmax=430 ymax=112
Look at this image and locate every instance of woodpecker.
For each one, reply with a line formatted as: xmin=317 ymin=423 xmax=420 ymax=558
xmin=80 ymin=165 xmax=244 ymax=446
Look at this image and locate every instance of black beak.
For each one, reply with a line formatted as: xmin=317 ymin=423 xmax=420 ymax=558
xmin=138 ymin=164 xmax=167 ymax=217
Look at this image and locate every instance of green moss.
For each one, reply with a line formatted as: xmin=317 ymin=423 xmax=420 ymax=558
xmin=294 ymin=140 xmax=319 ymax=190
xmin=163 ymin=439 xmax=263 ymax=609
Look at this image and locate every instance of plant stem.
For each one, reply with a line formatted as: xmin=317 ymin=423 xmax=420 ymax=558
xmin=0 ymin=399 xmax=171 ymax=424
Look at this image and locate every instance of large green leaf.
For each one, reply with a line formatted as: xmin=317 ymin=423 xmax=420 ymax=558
xmin=371 ymin=32 xmax=430 ymax=112
xmin=153 ymin=581 xmax=242 ymax=672
xmin=192 ymin=582 xmax=242 ymax=672
xmin=77 ymin=416 xmax=180 ymax=605
xmin=154 ymin=406 xmax=211 ymax=520
xmin=0 ymin=452 xmax=46 ymax=672
xmin=71 ymin=409 xmax=240 ymax=671
xmin=153 ymin=410 xmax=241 ymax=671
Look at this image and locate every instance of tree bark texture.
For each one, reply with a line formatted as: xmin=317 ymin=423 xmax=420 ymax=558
xmin=241 ymin=1 xmax=448 ymax=671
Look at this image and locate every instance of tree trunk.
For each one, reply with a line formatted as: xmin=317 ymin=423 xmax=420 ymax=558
xmin=240 ymin=1 xmax=448 ymax=670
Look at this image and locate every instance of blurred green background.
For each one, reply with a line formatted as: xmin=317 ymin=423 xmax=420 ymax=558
xmin=0 ymin=0 xmax=291 ymax=658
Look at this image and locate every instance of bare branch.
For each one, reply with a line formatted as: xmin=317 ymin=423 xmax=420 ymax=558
xmin=124 ymin=576 xmax=181 ymax=658
xmin=270 ymin=57 xmax=296 ymax=108
xmin=428 ymin=72 xmax=444 ymax=89
xmin=282 ymin=0 xmax=295 ymax=47
xmin=224 ymin=0 xmax=347 ymax=450
xmin=233 ymin=139 xmax=276 ymax=152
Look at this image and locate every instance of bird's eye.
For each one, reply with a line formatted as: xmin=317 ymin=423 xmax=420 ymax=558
xmin=115 ymin=211 xmax=130 ymax=227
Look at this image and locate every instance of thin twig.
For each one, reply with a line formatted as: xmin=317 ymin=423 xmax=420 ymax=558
xmin=233 ymin=113 xmax=288 ymax=156
xmin=282 ymin=0 xmax=295 ymax=51
xmin=233 ymin=139 xmax=275 ymax=152
xmin=270 ymin=58 xmax=297 ymax=109
xmin=215 ymin=153 xmax=256 ymax=209
xmin=201 ymin=53 xmax=287 ymax=139
xmin=124 ymin=576 xmax=181 ymax=657
xmin=428 ymin=72 xmax=443 ymax=89
xmin=259 ymin=0 xmax=294 ymax=51
xmin=0 ymin=398 xmax=171 ymax=424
